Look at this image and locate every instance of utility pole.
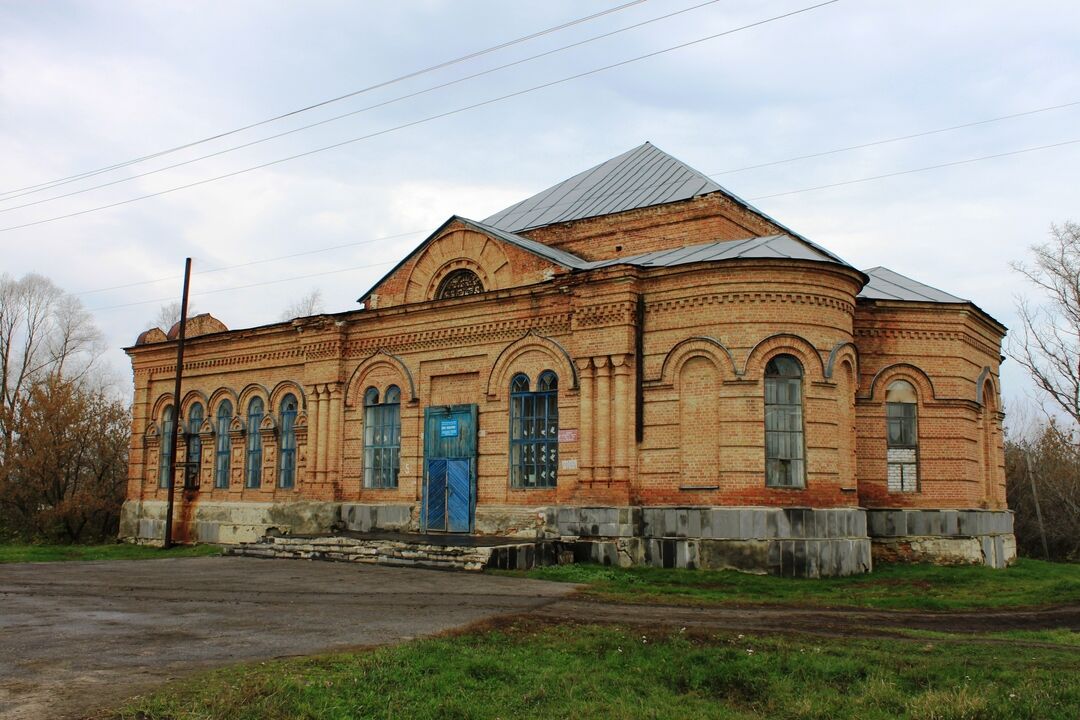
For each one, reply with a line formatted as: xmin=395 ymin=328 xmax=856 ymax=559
xmin=163 ymin=258 xmax=192 ymax=549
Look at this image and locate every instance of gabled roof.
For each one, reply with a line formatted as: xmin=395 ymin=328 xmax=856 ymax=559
xmin=584 ymin=235 xmax=851 ymax=270
xmin=858 ymin=267 xmax=965 ymax=303
xmin=483 ymin=142 xmax=725 ymax=232
xmin=356 ymin=215 xmax=588 ymax=303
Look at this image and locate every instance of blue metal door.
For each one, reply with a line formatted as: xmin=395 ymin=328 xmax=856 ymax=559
xmin=422 ymin=405 xmax=477 ymax=533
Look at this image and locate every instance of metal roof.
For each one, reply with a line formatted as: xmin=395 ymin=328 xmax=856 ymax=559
xmin=584 ymin=235 xmax=845 ymax=270
xmin=462 ymin=218 xmax=589 ymax=269
xmin=482 ymin=142 xmax=724 ymax=232
xmin=858 ymin=266 xmax=965 ymax=303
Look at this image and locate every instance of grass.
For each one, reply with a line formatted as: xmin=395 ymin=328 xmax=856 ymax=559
xmin=0 ymin=542 xmax=222 ymax=563
xmin=510 ymin=558 xmax=1080 ymax=611
xmin=112 ymin=620 xmax=1080 ymax=720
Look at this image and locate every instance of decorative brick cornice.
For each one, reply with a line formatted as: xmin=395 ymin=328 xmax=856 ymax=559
xmin=345 ymin=313 xmax=571 ymax=356
xmin=573 ymin=301 xmax=636 ymax=328
xmin=855 ymin=327 xmax=999 ymax=358
xmin=147 ymin=347 xmax=304 ymax=377
xmin=647 ymin=292 xmax=854 ymax=316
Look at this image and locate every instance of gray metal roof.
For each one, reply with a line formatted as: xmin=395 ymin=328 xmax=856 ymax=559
xmin=584 ymin=235 xmax=845 ymax=270
xmin=461 ymin=218 xmax=589 ymax=269
xmin=483 ymin=142 xmax=724 ymax=232
xmin=858 ymin=266 xmax=965 ymax=303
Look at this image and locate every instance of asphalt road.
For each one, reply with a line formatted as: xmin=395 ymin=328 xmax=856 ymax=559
xmin=0 ymin=556 xmax=576 ymax=720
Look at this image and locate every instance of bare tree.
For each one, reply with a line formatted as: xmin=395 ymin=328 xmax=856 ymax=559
xmin=279 ymin=288 xmax=325 ymax=321
xmin=150 ymin=300 xmax=195 ymax=331
xmin=0 ymin=274 xmax=104 ymax=453
xmin=1008 ymin=221 xmax=1080 ymax=427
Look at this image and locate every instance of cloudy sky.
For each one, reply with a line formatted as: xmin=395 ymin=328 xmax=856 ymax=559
xmin=2 ymin=0 xmax=1078 ymax=415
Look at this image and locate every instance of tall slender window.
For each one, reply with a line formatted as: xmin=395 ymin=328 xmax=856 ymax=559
xmin=886 ymin=380 xmax=919 ymax=492
xmin=159 ymin=405 xmax=175 ymax=488
xmin=765 ymin=355 xmax=805 ymax=488
xmin=364 ymin=386 xmax=401 ymax=488
xmin=185 ymin=402 xmax=204 ymax=489
xmin=279 ymin=394 xmax=298 ymax=489
xmin=509 ymin=371 xmax=559 ymax=489
xmin=214 ymin=400 xmax=232 ymax=489
xmin=245 ymin=397 xmax=264 ymax=488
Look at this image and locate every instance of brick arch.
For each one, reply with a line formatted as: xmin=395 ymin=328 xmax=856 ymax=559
xmin=207 ymin=387 xmax=239 ymax=416
xmin=743 ymin=333 xmax=826 ymax=379
xmin=345 ymin=350 xmax=416 ymax=406
xmin=403 ymin=228 xmax=511 ymax=304
xmin=178 ymin=389 xmax=209 ymax=419
xmin=976 ymin=366 xmax=998 ymax=406
xmin=825 ymin=341 xmax=860 ymax=381
xmin=236 ymin=383 xmax=270 ymax=414
xmin=486 ymin=332 xmax=578 ymax=399
xmin=658 ymin=336 xmax=739 ymax=385
xmin=151 ymin=392 xmax=175 ymax=421
xmin=867 ymin=363 xmax=937 ymax=402
xmin=269 ymin=380 xmax=307 ymax=412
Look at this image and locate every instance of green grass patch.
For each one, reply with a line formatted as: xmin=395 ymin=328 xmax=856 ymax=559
xmin=511 ymin=558 xmax=1080 ymax=610
xmin=0 ymin=542 xmax=222 ymax=563
xmin=113 ymin=621 xmax=1080 ymax=720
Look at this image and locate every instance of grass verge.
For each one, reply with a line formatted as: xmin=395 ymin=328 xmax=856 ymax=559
xmin=509 ymin=558 xmax=1080 ymax=610
xmin=112 ymin=620 xmax=1079 ymax=720
xmin=0 ymin=542 xmax=222 ymax=563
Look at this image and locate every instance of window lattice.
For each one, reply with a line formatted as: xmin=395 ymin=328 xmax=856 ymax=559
xmin=764 ymin=355 xmax=805 ymax=488
xmin=510 ymin=372 xmax=559 ymax=489
xmin=435 ymin=269 xmax=484 ymax=299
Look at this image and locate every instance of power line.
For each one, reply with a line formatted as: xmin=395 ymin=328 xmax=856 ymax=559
xmin=0 ymin=0 xmax=650 ymax=200
xmin=0 ymin=0 xmax=841 ymax=235
xmin=73 ymin=229 xmax=427 ymax=296
xmin=714 ymin=99 xmax=1080 ymax=175
xmin=746 ymin=137 xmax=1080 ymax=200
xmin=89 ymin=134 xmax=1080 ymax=314
xmin=73 ymin=130 xmax=1080 ymax=300
xmin=0 ymin=0 xmax=725 ymax=215
xmin=88 ymin=259 xmax=400 ymax=312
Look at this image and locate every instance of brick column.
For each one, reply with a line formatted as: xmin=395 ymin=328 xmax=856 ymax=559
xmin=306 ymin=384 xmax=321 ymax=481
xmin=612 ymin=354 xmax=631 ymax=483
xmin=327 ymin=382 xmax=343 ymax=496
xmin=594 ymin=355 xmax=611 ymax=482
xmin=576 ymin=357 xmax=594 ymax=483
xmin=317 ymin=384 xmax=331 ymax=485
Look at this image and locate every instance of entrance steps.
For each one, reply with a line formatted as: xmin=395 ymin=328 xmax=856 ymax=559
xmin=226 ymin=531 xmax=561 ymax=572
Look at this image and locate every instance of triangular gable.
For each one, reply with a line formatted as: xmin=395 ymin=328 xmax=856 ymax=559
xmin=358 ymin=216 xmax=585 ymax=309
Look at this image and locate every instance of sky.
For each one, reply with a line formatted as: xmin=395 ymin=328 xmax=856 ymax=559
xmin=1 ymin=0 xmax=1078 ymax=418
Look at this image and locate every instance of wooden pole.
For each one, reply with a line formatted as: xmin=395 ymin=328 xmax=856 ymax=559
xmin=1024 ymin=449 xmax=1051 ymax=560
xmin=163 ymin=258 xmax=192 ymax=549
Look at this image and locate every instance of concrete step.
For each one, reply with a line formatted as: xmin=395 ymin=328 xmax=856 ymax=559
xmin=226 ymin=534 xmax=560 ymax=572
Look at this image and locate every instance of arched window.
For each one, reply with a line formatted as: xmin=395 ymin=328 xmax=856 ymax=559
xmin=886 ymin=380 xmax=919 ymax=492
xmin=245 ymin=397 xmax=264 ymax=488
xmin=279 ymin=394 xmax=298 ymax=489
xmin=509 ymin=371 xmax=559 ymax=488
xmin=214 ymin=400 xmax=232 ymax=489
xmin=435 ymin=269 xmax=484 ymax=299
xmin=185 ymin=402 xmax=204 ymax=489
xmin=765 ymin=355 xmax=805 ymax=488
xmin=159 ymin=405 xmax=175 ymax=489
xmin=364 ymin=385 xmax=400 ymax=488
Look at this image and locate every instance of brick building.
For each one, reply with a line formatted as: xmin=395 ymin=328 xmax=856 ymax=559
xmin=120 ymin=143 xmax=1014 ymax=576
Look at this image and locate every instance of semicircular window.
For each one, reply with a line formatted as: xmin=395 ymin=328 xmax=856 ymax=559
xmin=435 ymin=269 xmax=484 ymax=299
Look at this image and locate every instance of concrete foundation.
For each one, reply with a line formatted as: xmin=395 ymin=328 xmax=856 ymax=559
xmin=866 ymin=509 xmax=1016 ymax=568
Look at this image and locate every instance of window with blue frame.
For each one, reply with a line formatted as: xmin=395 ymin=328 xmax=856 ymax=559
xmin=245 ymin=397 xmax=264 ymax=488
xmin=765 ymin=354 xmax=805 ymax=488
xmin=158 ymin=405 xmax=175 ymax=488
xmin=364 ymin=386 xmax=400 ymax=488
xmin=214 ymin=400 xmax=232 ymax=489
xmin=279 ymin=393 xmax=298 ymax=489
xmin=185 ymin=402 xmax=204 ymax=489
xmin=509 ymin=371 xmax=558 ymax=488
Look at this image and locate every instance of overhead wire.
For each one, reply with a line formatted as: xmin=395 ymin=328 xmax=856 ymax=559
xmin=0 ymin=0 xmax=842 ymax=235
xmin=0 ymin=0 xmax=726 ymax=215
xmin=0 ymin=0 xmax=651 ymax=200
